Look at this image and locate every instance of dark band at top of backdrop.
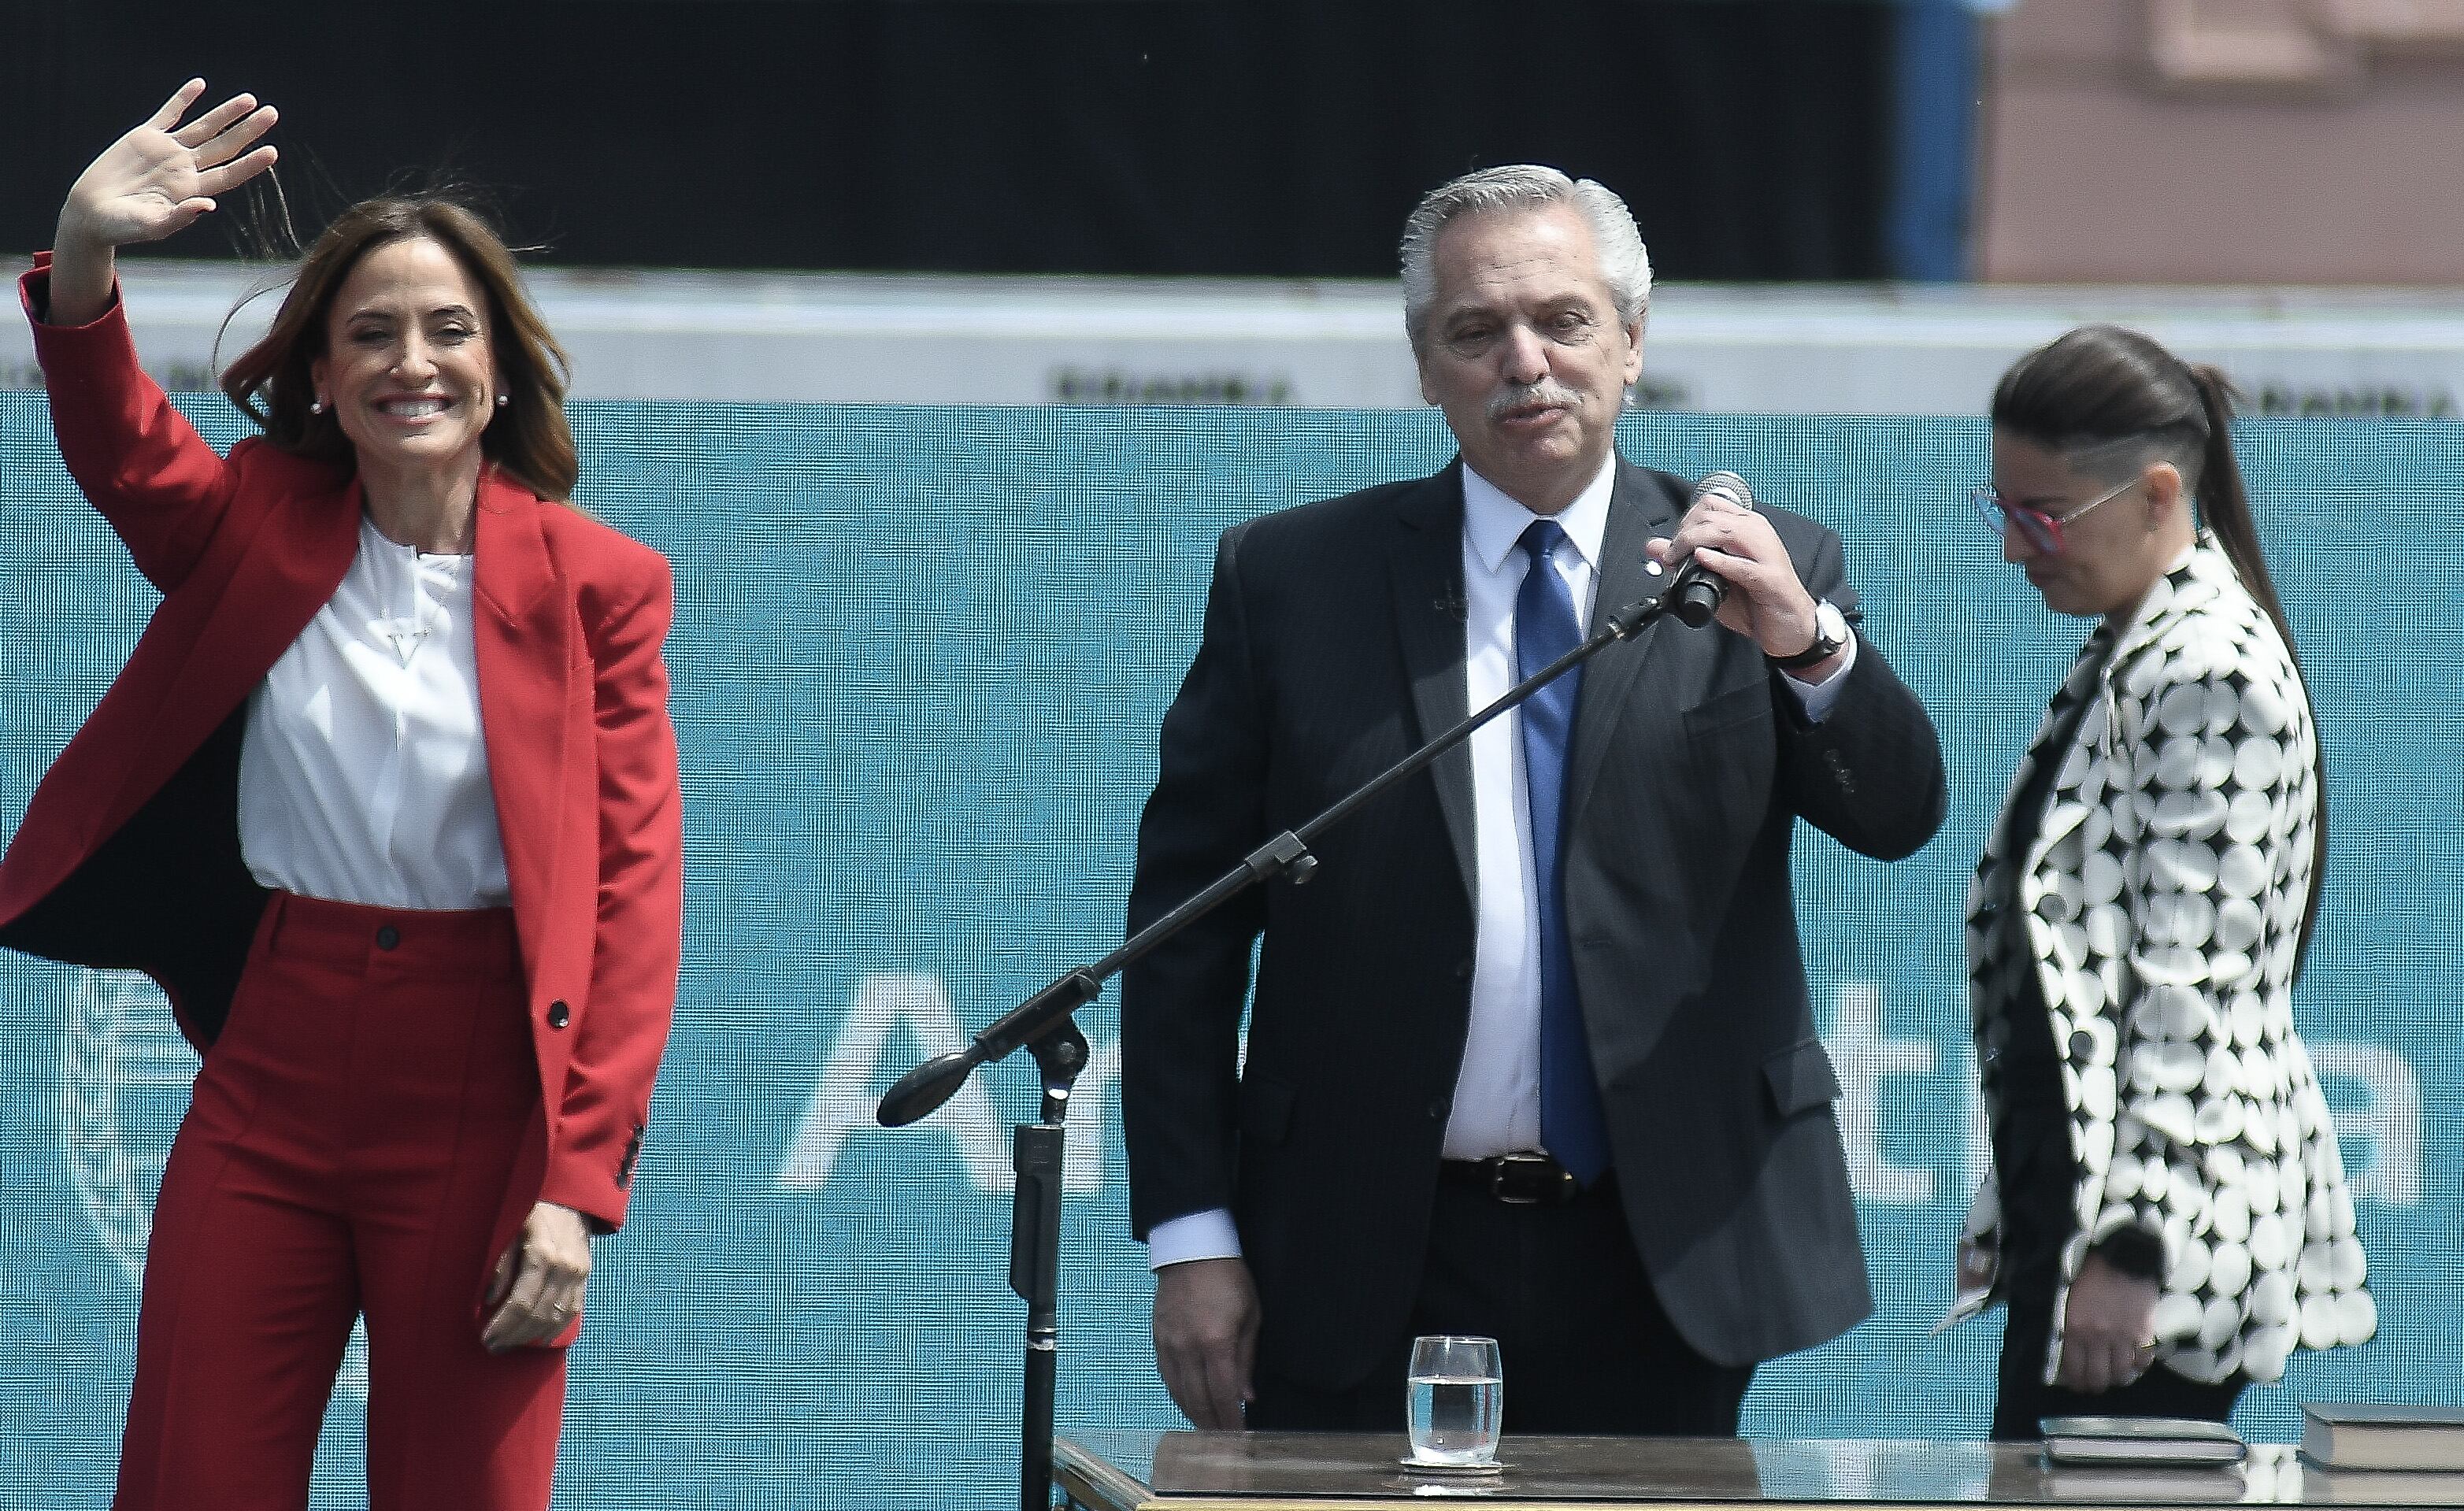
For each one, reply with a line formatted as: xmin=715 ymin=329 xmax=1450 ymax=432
xmin=0 ymin=2 xmax=1893 ymax=281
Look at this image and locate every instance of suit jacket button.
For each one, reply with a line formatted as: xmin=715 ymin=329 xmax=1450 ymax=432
xmin=374 ymin=925 xmax=399 ymax=950
xmin=1427 ymin=1098 xmax=1449 ymax=1121
xmin=1454 ymin=958 xmax=1474 ymax=982
xmin=547 ymin=1000 xmax=571 ymax=1029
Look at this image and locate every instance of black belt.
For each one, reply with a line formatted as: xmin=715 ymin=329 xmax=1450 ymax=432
xmin=1439 ymin=1152 xmax=1595 ymax=1207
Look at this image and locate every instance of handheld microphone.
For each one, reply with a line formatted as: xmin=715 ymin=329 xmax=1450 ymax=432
xmin=1664 ymin=471 xmax=1754 ymax=628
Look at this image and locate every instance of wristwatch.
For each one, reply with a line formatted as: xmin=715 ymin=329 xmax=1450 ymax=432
xmin=1769 ymin=599 xmax=1850 ymax=672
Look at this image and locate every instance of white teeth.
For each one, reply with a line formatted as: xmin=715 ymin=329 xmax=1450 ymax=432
xmin=379 ymin=397 xmax=449 ymax=417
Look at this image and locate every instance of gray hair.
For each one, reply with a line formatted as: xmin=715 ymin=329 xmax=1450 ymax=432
xmin=1399 ymin=165 xmax=1653 ymax=352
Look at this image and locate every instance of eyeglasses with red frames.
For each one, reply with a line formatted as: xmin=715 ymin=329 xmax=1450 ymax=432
xmin=1971 ymin=475 xmax=2138 ymax=555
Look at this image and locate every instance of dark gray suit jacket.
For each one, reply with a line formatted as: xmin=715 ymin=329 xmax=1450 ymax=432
xmin=1120 ymin=456 xmax=1947 ymax=1389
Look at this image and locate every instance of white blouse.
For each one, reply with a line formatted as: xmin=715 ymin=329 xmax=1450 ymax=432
xmin=237 ymin=514 xmax=512 ymax=909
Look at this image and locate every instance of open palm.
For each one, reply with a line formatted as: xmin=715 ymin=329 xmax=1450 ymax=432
xmin=62 ymin=80 xmax=278 ymax=250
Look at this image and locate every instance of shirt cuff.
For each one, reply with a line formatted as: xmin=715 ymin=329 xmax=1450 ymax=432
xmin=1147 ymin=1208 xmax=1243 ymax=1269
xmin=1779 ymin=632 xmax=1858 ymax=724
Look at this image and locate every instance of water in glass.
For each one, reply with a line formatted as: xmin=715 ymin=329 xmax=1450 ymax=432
xmin=1406 ymin=1372 xmax=1502 ymax=1465
xmin=1405 ymin=1335 xmax=1502 ymax=1466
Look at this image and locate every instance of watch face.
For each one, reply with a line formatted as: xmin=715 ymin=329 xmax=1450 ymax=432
xmin=1816 ymin=601 xmax=1848 ymax=646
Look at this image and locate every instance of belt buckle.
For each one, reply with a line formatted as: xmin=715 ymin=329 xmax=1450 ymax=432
xmin=1488 ymin=1152 xmax=1562 ymax=1205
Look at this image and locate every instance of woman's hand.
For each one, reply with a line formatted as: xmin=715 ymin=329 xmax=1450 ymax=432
xmin=481 ymin=1200 xmax=593 ymax=1352
xmin=47 ymin=80 xmax=279 ymax=327
xmin=2055 ymin=1249 xmax=2163 ymax=1392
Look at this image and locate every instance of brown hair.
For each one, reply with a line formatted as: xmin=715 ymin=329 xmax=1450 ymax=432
xmin=1992 ymin=324 xmax=2325 ymax=973
xmin=220 ymin=195 xmax=578 ymax=501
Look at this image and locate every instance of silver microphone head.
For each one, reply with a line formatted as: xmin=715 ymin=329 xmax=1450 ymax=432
xmin=1692 ymin=470 xmax=1755 ymax=511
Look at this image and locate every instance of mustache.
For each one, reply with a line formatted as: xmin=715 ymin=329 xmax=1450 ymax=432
xmin=1486 ymin=380 xmax=1584 ymax=420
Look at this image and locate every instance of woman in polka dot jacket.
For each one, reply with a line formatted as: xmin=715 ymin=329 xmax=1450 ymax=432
xmin=1954 ymin=325 xmax=2373 ymax=1440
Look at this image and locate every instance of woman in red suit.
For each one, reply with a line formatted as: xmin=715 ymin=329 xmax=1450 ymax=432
xmin=0 ymin=82 xmax=684 ymax=1509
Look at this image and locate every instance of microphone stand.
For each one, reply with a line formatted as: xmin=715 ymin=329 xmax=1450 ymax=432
xmin=876 ymin=575 xmax=1698 ymax=1511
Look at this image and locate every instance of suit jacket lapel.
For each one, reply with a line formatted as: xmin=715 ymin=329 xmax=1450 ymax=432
xmin=1565 ymin=460 xmax=1680 ymax=824
xmin=471 ymin=472 xmax=572 ymax=978
xmin=2018 ymin=568 xmax=2189 ymax=889
xmin=2002 ymin=566 xmax=2199 ymax=996
xmin=1389 ymin=464 xmax=1477 ymax=896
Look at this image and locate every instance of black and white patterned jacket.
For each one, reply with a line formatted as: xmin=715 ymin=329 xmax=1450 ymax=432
xmin=1955 ymin=539 xmax=2374 ymax=1385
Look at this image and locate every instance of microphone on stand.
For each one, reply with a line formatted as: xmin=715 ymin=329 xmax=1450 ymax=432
xmin=1662 ymin=470 xmax=1755 ymax=628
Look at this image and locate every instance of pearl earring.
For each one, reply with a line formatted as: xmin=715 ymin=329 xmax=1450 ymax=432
xmin=496 ymin=393 xmax=510 ymax=408
xmin=309 ymin=397 xmax=325 ymax=415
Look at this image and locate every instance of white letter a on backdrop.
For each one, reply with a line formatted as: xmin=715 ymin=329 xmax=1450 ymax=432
xmin=776 ymin=973 xmax=1013 ymax=1193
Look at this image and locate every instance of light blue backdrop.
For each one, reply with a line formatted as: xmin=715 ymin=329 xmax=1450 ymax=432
xmin=1 ymin=398 xmax=2455 ymax=1508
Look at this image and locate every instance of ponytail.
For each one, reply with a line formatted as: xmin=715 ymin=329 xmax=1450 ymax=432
xmin=2184 ymin=367 xmax=2282 ymax=646
xmin=2184 ymin=365 xmax=2327 ymax=976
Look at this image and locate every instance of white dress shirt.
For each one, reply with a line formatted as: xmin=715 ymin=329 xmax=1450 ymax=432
xmin=1147 ymin=457 xmax=1854 ymax=1268
xmin=237 ymin=514 xmax=512 ymax=910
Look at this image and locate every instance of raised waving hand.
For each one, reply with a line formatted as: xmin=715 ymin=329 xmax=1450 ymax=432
xmin=47 ymin=80 xmax=279 ymax=327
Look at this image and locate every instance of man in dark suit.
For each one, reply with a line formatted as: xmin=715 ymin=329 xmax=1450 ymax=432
xmin=1119 ymin=165 xmax=1947 ymax=1436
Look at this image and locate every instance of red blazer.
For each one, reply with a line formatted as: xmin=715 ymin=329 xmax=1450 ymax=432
xmin=0 ymin=257 xmax=684 ymax=1278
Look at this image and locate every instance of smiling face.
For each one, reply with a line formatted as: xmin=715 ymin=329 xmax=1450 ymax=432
xmin=1414 ymin=203 xmax=1643 ymax=515
xmin=1990 ymin=430 xmax=2190 ymax=620
xmin=310 ymin=235 xmax=498 ymax=482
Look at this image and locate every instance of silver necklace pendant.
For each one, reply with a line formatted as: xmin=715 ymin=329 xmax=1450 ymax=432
xmin=381 ymin=548 xmax=431 ymax=668
xmin=379 ymin=616 xmax=428 ymax=667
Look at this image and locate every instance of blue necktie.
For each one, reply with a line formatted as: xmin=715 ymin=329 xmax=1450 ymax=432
xmin=1516 ymin=520 xmax=1613 ymax=1186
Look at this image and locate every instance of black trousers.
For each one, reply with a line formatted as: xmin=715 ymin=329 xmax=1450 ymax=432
xmin=1992 ymin=1272 xmax=2246 ymax=1441
xmin=1248 ymin=1173 xmax=1754 ymax=1436
xmin=1988 ymin=1077 xmax=2245 ymax=1441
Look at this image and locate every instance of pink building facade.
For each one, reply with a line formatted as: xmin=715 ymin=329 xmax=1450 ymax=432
xmin=1981 ymin=0 xmax=2464 ymax=283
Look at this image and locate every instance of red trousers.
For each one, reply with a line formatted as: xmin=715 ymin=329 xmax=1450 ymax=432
xmin=116 ymin=892 xmax=566 ymax=1510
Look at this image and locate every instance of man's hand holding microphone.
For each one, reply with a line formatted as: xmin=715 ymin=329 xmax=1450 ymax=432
xmin=1647 ymin=472 xmax=1849 ymax=683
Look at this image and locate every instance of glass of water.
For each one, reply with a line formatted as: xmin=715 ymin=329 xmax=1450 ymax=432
xmin=1406 ymin=1335 xmax=1502 ymax=1466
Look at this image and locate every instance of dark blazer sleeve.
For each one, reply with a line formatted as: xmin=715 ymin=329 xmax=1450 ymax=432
xmin=1770 ymin=520 xmax=1947 ymax=861
xmin=1119 ymin=524 xmax=1272 ymax=1241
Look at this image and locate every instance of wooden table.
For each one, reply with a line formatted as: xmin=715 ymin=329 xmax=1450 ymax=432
xmin=1055 ymin=1431 xmax=2462 ymax=1509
